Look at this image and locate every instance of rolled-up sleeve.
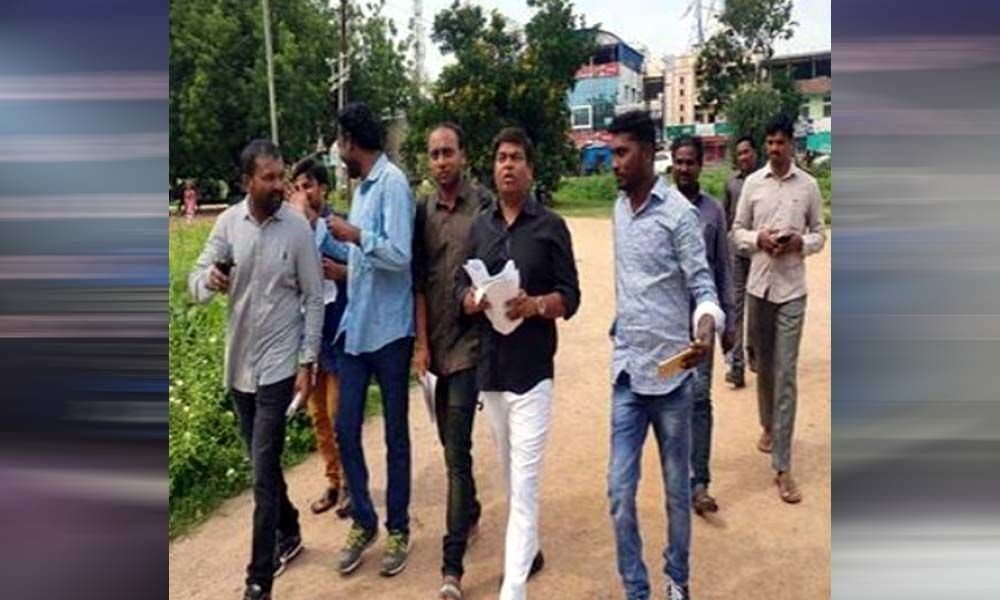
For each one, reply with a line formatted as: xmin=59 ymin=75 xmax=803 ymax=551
xmin=297 ymin=231 xmax=324 ymax=363
xmin=731 ymin=178 xmax=759 ymax=254
xmin=802 ymin=179 xmax=827 ymax=256
xmin=359 ymin=175 xmax=414 ymax=271
xmin=550 ymin=216 xmax=581 ymax=320
xmin=188 ymin=213 xmax=229 ymax=304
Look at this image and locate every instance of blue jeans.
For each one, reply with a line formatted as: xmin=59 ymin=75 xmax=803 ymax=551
xmin=690 ymin=345 xmax=714 ymax=488
xmin=608 ymin=371 xmax=692 ymax=599
xmin=335 ymin=335 xmax=414 ymax=533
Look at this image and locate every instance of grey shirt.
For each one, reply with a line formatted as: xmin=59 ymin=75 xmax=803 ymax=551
xmin=189 ymin=199 xmax=324 ymax=393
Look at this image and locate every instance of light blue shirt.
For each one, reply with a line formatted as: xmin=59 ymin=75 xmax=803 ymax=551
xmin=336 ymin=153 xmax=415 ymax=354
xmin=315 ymin=217 xmax=349 ymax=262
xmin=611 ymin=177 xmax=723 ymax=395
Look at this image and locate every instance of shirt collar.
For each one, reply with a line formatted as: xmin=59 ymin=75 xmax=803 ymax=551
xmin=620 ymin=176 xmax=669 ymax=217
xmin=363 ymin=152 xmax=389 ymax=184
xmin=491 ymin=192 xmax=539 ymax=220
xmin=764 ymin=161 xmax=799 ymax=181
xmin=434 ymin=177 xmax=474 ymax=211
xmin=240 ymin=196 xmax=285 ymax=223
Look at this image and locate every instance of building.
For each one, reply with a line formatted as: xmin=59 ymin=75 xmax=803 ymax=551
xmin=567 ymin=30 xmax=646 ymax=149
xmin=764 ymin=50 xmax=832 ymax=154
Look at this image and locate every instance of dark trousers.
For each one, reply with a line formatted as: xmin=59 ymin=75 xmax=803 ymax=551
xmin=231 ymin=376 xmax=300 ymax=591
xmin=434 ymin=368 xmax=482 ymax=577
xmin=690 ymin=343 xmax=715 ymax=488
xmin=730 ymin=253 xmax=752 ymax=371
xmin=336 ymin=336 xmax=414 ymax=533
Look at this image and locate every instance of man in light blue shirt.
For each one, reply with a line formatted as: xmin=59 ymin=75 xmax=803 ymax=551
xmin=324 ymin=103 xmax=416 ymax=577
xmin=607 ymin=111 xmax=724 ymax=600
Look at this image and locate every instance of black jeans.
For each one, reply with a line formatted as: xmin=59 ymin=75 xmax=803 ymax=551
xmin=434 ymin=368 xmax=482 ymax=577
xmin=231 ymin=376 xmax=300 ymax=591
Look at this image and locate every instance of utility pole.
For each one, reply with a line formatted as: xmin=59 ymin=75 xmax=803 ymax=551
xmin=696 ymin=0 xmax=704 ymax=46
xmin=412 ymin=0 xmax=426 ymax=92
xmin=262 ymin=0 xmax=279 ymax=144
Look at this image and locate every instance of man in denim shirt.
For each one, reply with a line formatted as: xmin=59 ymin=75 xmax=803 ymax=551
xmin=325 ymin=103 xmax=416 ymax=577
xmin=607 ymin=112 xmax=723 ymax=600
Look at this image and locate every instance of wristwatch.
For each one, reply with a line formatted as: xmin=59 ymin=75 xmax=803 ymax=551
xmin=535 ymin=295 xmax=547 ymax=318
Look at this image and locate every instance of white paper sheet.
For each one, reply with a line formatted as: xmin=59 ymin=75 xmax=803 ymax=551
xmin=323 ymin=280 xmax=338 ymax=305
xmin=419 ymin=371 xmax=438 ymax=424
xmin=463 ymin=259 xmax=523 ymax=336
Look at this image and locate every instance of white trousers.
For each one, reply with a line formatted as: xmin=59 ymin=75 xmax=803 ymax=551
xmin=482 ymin=378 xmax=554 ymax=600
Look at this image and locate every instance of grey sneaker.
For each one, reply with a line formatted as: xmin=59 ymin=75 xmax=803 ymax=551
xmin=379 ymin=530 xmax=412 ymax=577
xmin=337 ymin=524 xmax=378 ymax=575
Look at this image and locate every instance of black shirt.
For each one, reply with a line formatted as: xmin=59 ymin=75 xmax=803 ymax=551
xmin=455 ymin=195 xmax=581 ymax=394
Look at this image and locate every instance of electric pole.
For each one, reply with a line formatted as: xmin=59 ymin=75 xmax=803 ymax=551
xmin=262 ymin=0 xmax=279 ymax=144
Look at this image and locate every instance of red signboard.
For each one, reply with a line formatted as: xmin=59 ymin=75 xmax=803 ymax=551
xmin=575 ymin=62 xmax=620 ymax=79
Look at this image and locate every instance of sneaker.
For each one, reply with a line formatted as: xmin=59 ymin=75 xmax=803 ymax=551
xmin=337 ymin=524 xmax=378 ymax=575
xmin=272 ymin=532 xmax=303 ymax=578
xmin=379 ymin=530 xmax=412 ymax=577
xmin=691 ymin=484 xmax=719 ymax=516
xmin=439 ymin=574 xmax=463 ymax=599
xmin=243 ymin=583 xmax=271 ymax=600
xmin=667 ymin=576 xmax=690 ymax=600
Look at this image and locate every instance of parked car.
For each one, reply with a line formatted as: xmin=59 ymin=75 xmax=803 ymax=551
xmin=654 ymin=150 xmax=672 ymax=175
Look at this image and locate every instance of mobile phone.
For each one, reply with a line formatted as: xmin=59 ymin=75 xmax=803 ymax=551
xmin=775 ymin=232 xmax=793 ymax=244
xmin=214 ymin=259 xmax=235 ymax=276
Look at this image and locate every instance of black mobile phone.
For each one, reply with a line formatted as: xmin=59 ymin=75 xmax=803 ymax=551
xmin=214 ymin=259 xmax=235 ymax=276
xmin=775 ymin=232 xmax=792 ymax=244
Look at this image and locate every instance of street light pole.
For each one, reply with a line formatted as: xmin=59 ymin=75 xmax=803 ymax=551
xmin=262 ymin=0 xmax=279 ymax=144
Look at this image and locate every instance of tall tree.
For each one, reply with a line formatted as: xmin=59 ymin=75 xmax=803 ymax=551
xmin=695 ymin=0 xmax=797 ymax=117
xmin=404 ymin=0 xmax=595 ymax=195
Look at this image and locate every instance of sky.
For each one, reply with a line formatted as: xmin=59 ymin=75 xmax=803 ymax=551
xmin=373 ymin=0 xmax=831 ymax=83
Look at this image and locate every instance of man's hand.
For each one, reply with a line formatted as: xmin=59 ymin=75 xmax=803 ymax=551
xmin=411 ymin=342 xmax=429 ymax=377
xmin=682 ymin=314 xmax=717 ymax=368
xmin=294 ymin=364 xmax=315 ymax=403
xmin=327 ymin=215 xmax=361 ymax=244
xmin=757 ymin=229 xmax=783 ymax=256
xmin=206 ymin=265 xmax=230 ymax=293
xmin=505 ymin=290 xmax=538 ymax=321
xmin=462 ymin=287 xmax=491 ymax=315
xmin=322 ymin=257 xmax=347 ymax=281
xmin=775 ymin=232 xmax=804 ymax=256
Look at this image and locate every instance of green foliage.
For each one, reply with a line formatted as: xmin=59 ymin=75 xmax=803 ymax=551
xmin=168 ymin=218 xmax=381 ymax=538
xmin=724 ymin=84 xmax=783 ymax=156
xmin=696 ymin=0 xmax=797 ymax=115
xmin=170 ymin=0 xmax=412 ymax=187
xmin=403 ymin=0 xmax=596 ymax=194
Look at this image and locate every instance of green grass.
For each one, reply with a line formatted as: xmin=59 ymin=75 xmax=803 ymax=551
xmin=551 ymin=165 xmax=831 ymax=224
xmin=169 ymin=217 xmax=381 ymax=539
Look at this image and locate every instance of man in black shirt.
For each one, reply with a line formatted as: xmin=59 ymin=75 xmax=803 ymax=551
xmin=455 ymin=127 xmax=580 ymax=600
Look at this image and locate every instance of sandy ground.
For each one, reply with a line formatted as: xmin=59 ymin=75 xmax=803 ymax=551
xmin=169 ymin=217 xmax=831 ymax=600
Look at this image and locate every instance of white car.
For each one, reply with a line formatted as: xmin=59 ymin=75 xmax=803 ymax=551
xmin=654 ymin=150 xmax=672 ymax=175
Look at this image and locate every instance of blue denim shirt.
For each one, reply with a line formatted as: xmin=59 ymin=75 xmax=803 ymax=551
xmin=335 ymin=153 xmax=415 ymax=354
xmin=611 ymin=177 xmax=723 ymax=395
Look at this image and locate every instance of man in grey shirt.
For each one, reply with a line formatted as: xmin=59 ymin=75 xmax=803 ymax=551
xmin=189 ymin=139 xmax=323 ymax=600
xmin=721 ymin=135 xmax=758 ymax=388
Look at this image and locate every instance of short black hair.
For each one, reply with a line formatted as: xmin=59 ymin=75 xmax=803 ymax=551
xmin=670 ymin=135 xmax=704 ymax=165
xmin=764 ymin=114 xmax=795 ymax=139
xmin=735 ymin=134 xmax=757 ymax=150
xmin=492 ymin=127 xmax=534 ymax=166
xmin=291 ymin=157 xmax=329 ymax=187
xmin=240 ymin=139 xmax=282 ymax=178
xmin=430 ymin=122 xmax=465 ymax=150
xmin=337 ymin=102 xmax=384 ymax=151
xmin=608 ymin=110 xmax=657 ymax=148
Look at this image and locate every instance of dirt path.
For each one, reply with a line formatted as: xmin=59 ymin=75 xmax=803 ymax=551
xmin=169 ymin=218 xmax=831 ymax=600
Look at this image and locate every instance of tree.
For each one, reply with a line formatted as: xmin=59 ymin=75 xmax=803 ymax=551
xmin=403 ymin=0 xmax=595 ymax=195
xmin=695 ymin=0 xmax=797 ymax=117
xmin=169 ymin=0 xmax=412 ymax=191
xmin=723 ymin=84 xmax=782 ymax=155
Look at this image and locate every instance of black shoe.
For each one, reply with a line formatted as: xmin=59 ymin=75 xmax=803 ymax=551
xmin=499 ymin=550 xmax=545 ymax=590
xmin=273 ymin=533 xmax=303 ymax=578
xmin=243 ymin=583 xmax=271 ymax=600
xmin=725 ymin=368 xmax=745 ymax=389
xmin=334 ymin=488 xmax=353 ymax=520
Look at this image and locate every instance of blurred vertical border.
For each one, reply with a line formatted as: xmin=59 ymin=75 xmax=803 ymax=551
xmin=833 ymin=1 xmax=1000 ymax=598
xmin=0 ymin=1 xmax=167 ymax=598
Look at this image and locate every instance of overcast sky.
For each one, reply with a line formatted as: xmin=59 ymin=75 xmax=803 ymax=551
xmin=372 ymin=0 xmax=831 ymax=82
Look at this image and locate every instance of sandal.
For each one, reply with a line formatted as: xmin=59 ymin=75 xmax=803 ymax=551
xmin=439 ymin=575 xmax=463 ymax=599
xmin=757 ymin=430 xmax=773 ymax=454
xmin=775 ymin=472 xmax=802 ymax=504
